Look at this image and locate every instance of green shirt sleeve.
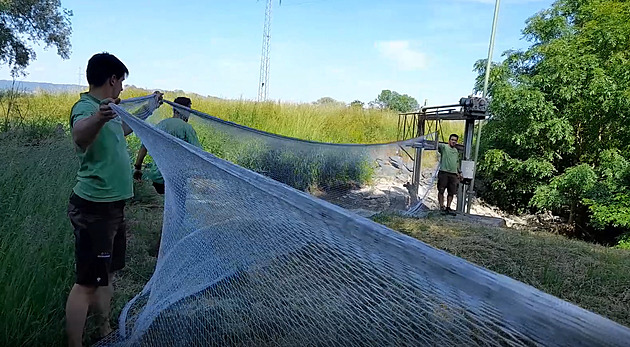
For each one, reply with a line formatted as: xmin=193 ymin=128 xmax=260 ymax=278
xmin=70 ymin=102 xmax=96 ymax=127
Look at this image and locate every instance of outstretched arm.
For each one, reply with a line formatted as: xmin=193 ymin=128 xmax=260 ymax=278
xmin=72 ymin=98 xmax=119 ymax=150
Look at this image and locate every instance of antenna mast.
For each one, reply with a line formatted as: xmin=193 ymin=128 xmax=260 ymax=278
xmin=257 ymin=0 xmax=276 ymax=101
xmin=77 ymin=67 xmax=84 ymax=87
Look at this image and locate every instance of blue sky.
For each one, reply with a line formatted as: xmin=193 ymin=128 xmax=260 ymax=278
xmin=0 ymin=0 xmax=553 ymax=105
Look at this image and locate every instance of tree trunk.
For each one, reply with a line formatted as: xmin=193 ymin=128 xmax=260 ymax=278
xmin=568 ymin=201 xmax=576 ymax=225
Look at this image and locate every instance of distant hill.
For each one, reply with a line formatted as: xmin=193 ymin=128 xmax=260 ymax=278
xmin=0 ymin=80 xmax=221 ymax=100
xmin=0 ymin=80 xmax=85 ymax=93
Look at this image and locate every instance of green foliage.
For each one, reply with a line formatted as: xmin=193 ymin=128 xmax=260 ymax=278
xmin=478 ymin=149 xmax=555 ymax=212
xmin=617 ymin=234 xmax=630 ymax=250
xmin=373 ymin=89 xmax=419 ymax=113
xmin=531 ymin=164 xmax=597 ymax=223
xmin=0 ymin=0 xmax=73 ymax=76
xmin=313 ymin=96 xmax=345 ymax=107
xmin=531 ymin=164 xmax=597 ymax=210
xmin=350 ymin=100 xmax=364 ymax=108
xmin=583 ymin=150 xmax=630 ymax=231
xmin=475 ymin=0 xmax=630 ymax=236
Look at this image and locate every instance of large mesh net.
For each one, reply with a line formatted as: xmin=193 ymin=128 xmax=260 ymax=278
xmin=101 ymin=96 xmax=630 ymax=346
xmin=148 ymin=100 xmax=438 ymax=215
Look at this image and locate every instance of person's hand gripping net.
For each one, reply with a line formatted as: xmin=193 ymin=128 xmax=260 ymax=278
xmin=97 ymin=97 xmax=121 ymax=122
xmin=153 ymin=90 xmax=164 ymax=105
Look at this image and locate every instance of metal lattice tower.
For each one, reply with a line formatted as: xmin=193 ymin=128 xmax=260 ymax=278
xmin=257 ymin=0 xmax=275 ymax=101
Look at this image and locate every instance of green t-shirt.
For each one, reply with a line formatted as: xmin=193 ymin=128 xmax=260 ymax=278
xmin=70 ymin=93 xmax=133 ymax=202
xmin=146 ymin=117 xmax=201 ymax=184
xmin=438 ymin=143 xmax=460 ymax=174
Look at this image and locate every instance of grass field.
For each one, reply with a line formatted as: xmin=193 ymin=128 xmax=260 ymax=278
xmin=2 ymin=87 xmax=462 ymax=192
xmin=0 ymin=132 xmax=164 ymax=346
xmin=374 ymin=214 xmax=630 ymax=327
xmin=1 ymin=87 xmax=463 ymax=143
xmin=2 ymin=90 xmax=627 ymax=346
xmin=0 ymin=134 xmax=75 ymax=346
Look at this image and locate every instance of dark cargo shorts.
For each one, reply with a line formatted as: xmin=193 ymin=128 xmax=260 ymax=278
xmin=67 ymin=192 xmax=126 ymax=287
xmin=437 ymin=171 xmax=459 ymax=196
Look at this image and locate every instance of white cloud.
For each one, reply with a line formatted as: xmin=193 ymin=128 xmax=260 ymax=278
xmin=374 ymin=40 xmax=427 ymax=71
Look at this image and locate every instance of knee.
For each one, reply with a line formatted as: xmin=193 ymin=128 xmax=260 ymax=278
xmin=73 ymin=283 xmax=98 ymax=297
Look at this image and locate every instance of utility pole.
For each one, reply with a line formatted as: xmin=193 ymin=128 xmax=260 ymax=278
xmin=77 ymin=66 xmax=84 ymax=87
xmin=257 ymin=0 xmax=276 ymax=101
xmin=467 ymin=0 xmax=501 ymax=213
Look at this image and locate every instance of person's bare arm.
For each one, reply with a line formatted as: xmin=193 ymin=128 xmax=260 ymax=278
xmin=135 ymin=146 xmax=148 ymax=169
xmin=133 ymin=146 xmax=148 ymax=181
xmin=72 ymin=99 xmax=119 ymax=150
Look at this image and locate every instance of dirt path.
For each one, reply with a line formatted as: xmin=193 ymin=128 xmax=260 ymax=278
xmin=314 ymin=163 xmax=529 ymax=228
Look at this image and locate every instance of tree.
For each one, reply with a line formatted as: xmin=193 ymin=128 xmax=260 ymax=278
xmin=350 ymin=100 xmax=364 ymax=108
xmin=373 ymin=90 xmax=418 ymax=113
xmin=531 ymin=150 xmax=630 ymax=241
xmin=313 ymin=97 xmax=344 ymax=107
xmin=530 ymin=164 xmax=597 ymax=225
xmin=475 ymin=0 xmax=630 ymax=240
xmin=583 ymin=150 xmax=630 ymax=231
xmin=0 ymin=1 xmax=72 ymax=76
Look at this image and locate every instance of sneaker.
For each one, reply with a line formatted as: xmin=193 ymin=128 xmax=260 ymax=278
xmin=445 ymin=207 xmax=456 ymax=216
xmin=440 ymin=206 xmax=447 ymax=215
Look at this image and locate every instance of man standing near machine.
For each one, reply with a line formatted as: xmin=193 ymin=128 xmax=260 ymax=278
xmin=437 ymin=134 xmax=462 ymax=215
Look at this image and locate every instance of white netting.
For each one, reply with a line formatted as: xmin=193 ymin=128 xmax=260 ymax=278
xmin=151 ymin=100 xmax=438 ymax=215
xmin=118 ymin=94 xmax=162 ymax=121
xmin=100 ymin=97 xmax=630 ymax=346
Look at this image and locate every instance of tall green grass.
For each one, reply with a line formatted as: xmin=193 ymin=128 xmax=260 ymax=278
xmin=187 ymin=97 xmax=400 ymax=144
xmin=0 ymin=87 xmax=463 ymax=193
xmin=2 ymin=87 xmax=463 ymax=144
xmin=167 ymin=91 xmax=464 ymax=144
xmin=0 ymin=135 xmax=76 ymax=346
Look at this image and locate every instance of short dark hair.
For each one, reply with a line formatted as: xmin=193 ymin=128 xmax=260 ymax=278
xmin=86 ymin=53 xmax=129 ymax=87
xmin=174 ymin=96 xmax=192 ymax=107
xmin=449 ymin=134 xmax=459 ymax=140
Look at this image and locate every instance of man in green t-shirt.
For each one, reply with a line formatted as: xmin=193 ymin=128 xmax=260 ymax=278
xmin=437 ymin=134 xmax=462 ymax=215
xmin=65 ymin=52 xmax=162 ymax=347
xmin=133 ymin=96 xmax=201 ymax=194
